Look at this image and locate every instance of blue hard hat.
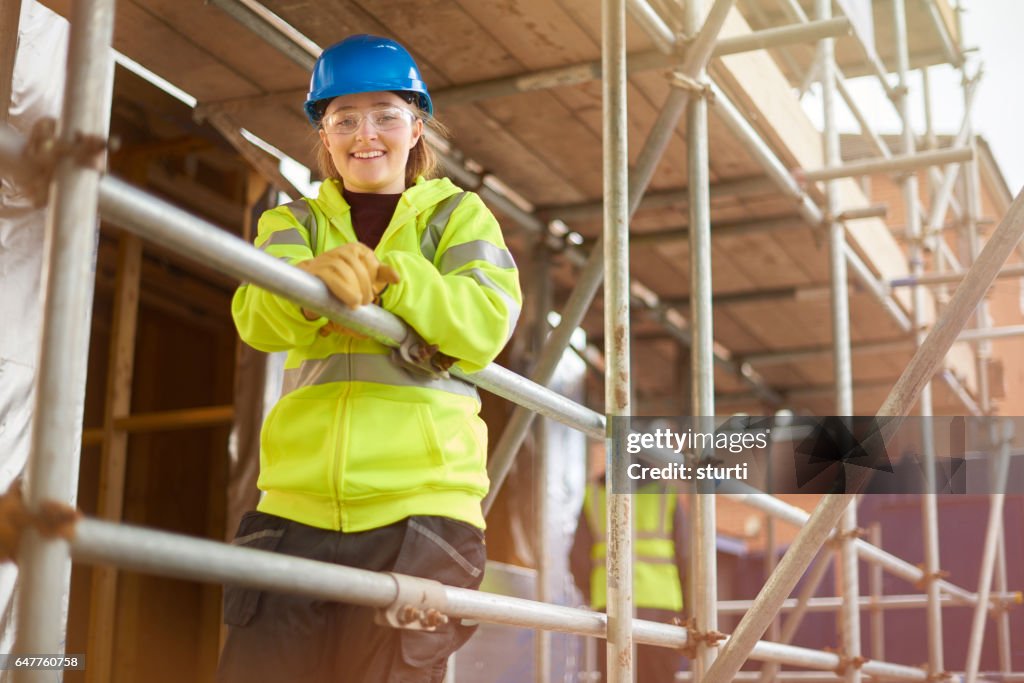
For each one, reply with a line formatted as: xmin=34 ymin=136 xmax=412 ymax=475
xmin=304 ymin=35 xmax=432 ymax=125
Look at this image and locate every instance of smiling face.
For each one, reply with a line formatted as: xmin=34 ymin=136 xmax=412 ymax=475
xmin=318 ymin=91 xmax=424 ymax=195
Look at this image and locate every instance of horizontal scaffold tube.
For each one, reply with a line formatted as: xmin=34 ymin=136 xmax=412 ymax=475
xmin=721 ymin=489 xmax=977 ymax=604
xmin=801 ymin=146 xmax=974 ymax=183
xmin=0 ymin=123 xmax=605 ymax=438
xmin=68 ymin=516 xmax=938 ymax=679
xmin=717 ymin=592 xmax=1022 ymax=614
xmin=94 ymin=174 xmax=607 ymax=439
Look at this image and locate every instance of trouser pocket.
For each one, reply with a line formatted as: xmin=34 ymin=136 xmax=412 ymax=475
xmin=223 ymin=511 xmax=287 ymax=627
xmin=391 ymin=517 xmax=486 ymax=677
xmin=218 ymin=511 xmax=330 ymax=681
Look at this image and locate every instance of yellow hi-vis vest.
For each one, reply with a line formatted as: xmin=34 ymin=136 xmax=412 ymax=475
xmin=584 ymin=482 xmax=683 ymax=612
xmin=232 ymin=177 xmax=521 ymax=533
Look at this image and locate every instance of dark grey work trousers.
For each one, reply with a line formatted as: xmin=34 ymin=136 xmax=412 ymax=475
xmin=216 ymin=510 xmax=486 ymax=683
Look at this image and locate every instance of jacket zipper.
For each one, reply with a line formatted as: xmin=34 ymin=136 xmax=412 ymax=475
xmin=333 ymin=335 xmax=353 ymax=529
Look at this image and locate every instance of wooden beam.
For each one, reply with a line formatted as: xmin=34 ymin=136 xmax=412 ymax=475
xmin=112 ymin=405 xmax=235 ymax=433
xmin=81 ymin=406 xmax=236 ymax=446
xmin=199 ymin=108 xmax=303 ymax=201
xmin=86 ymin=234 xmax=142 ymax=683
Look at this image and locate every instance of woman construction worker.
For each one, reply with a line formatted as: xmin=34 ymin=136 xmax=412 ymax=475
xmin=219 ymin=34 xmax=521 ymax=683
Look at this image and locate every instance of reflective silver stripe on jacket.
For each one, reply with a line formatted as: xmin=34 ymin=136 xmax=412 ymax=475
xmin=258 ymin=199 xmax=315 ymax=253
xmin=459 ymin=268 xmax=522 ymax=343
xmin=282 ymin=352 xmax=479 ymax=400
xmin=439 ymin=240 xmax=517 ymax=275
xmin=419 ymin=192 xmax=468 ymax=264
xmin=258 ymin=228 xmax=307 ymax=250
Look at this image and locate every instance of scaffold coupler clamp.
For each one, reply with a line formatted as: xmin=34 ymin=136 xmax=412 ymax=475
xmin=376 ymin=572 xmax=450 ymax=632
xmin=22 ymin=117 xmax=114 ymax=208
xmin=912 ymin=565 xmax=950 ymax=590
xmin=667 ymin=71 xmax=715 ymax=103
xmin=920 ymin=666 xmax=954 ymax=682
xmin=827 ymin=525 xmax=864 ymax=549
xmin=392 ymin=329 xmax=456 ymax=380
xmin=675 ymin=617 xmax=726 ymax=660
xmin=835 ymin=652 xmax=866 ymax=675
xmin=0 ymin=483 xmax=80 ymax=564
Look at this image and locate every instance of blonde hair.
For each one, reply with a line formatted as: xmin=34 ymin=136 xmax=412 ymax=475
xmin=314 ymin=102 xmax=450 ymax=188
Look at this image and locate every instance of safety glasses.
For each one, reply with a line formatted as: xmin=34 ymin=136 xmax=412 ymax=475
xmin=321 ymin=106 xmax=416 ymax=135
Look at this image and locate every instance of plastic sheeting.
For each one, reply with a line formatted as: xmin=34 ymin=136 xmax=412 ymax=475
xmin=0 ymin=0 xmax=69 ymax=668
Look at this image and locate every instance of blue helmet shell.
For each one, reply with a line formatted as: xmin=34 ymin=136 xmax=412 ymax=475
xmin=304 ymin=34 xmax=432 ymax=125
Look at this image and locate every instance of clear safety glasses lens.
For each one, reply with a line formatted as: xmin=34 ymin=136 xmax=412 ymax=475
xmin=323 ymin=107 xmax=415 ymax=135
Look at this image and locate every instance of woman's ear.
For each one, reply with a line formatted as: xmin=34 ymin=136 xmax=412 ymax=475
xmin=410 ymin=118 xmax=424 ymax=147
xmin=318 ymin=127 xmax=329 ymax=148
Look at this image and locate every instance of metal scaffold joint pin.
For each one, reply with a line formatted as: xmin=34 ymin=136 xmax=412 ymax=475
xmin=666 ymin=71 xmax=715 ymax=102
xmin=376 ymin=572 xmax=450 ymax=632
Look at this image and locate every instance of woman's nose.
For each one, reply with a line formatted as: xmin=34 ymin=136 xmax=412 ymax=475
xmin=355 ymin=117 xmax=378 ymax=140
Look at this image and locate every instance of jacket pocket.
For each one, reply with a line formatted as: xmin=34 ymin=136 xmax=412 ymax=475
xmin=343 ymin=395 xmax=444 ymax=498
xmin=223 ymin=511 xmax=286 ymax=627
xmin=259 ymin=389 xmax=340 ymax=492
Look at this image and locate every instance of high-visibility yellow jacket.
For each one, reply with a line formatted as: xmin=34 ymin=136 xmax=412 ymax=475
xmin=583 ymin=482 xmax=684 ymax=612
xmin=231 ymin=177 xmax=521 ymax=533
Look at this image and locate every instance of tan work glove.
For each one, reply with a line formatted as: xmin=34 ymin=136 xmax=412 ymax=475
xmin=297 ymin=242 xmax=400 ymax=309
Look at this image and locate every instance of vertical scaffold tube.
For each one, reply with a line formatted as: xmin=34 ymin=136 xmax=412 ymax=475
xmin=964 ymin=421 xmax=1014 ymax=683
xmin=483 ymin=0 xmax=736 ymax=516
xmin=533 ymin=242 xmax=553 ymax=683
xmin=13 ymin=1 xmax=116 ymax=680
xmin=893 ymin=0 xmax=944 ymax=677
xmin=869 ymin=524 xmax=885 ymax=661
xmin=685 ymin=0 xmax=718 ymax=677
xmin=602 ymin=0 xmax=632 ymax=680
xmin=819 ymin=0 xmax=851 ymax=416
xmin=819 ymin=2 xmax=860 ymax=676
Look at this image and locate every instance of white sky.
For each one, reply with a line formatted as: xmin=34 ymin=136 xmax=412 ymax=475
xmin=802 ymin=0 xmax=1024 ymax=194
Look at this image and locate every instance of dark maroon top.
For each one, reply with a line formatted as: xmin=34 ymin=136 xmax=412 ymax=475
xmin=343 ymin=187 xmax=402 ymax=249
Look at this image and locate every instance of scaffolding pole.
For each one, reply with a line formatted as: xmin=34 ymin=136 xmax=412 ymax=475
xmin=13 ymin=1 xmax=114 ymax=679
xmin=817 ymin=0 xmax=851 ymax=417
xmin=817 ymin=0 xmax=860 ymax=678
xmin=869 ymin=524 xmax=885 ymax=662
xmin=720 ymin=591 xmax=1023 ymax=615
xmin=532 ymin=242 xmax=553 ymax=683
xmin=995 ymin=531 xmax=1013 ymax=673
xmin=802 ymin=146 xmax=973 ymax=184
xmin=58 ymin=515 xmax=947 ymax=680
xmin=924 ymin=74 xmax=980 ymax=238
xmin=685 ymin=0 xmax=718 ymax=674
xmin=721 ymin=489 xmax=979 ymax=605
xmin=965 ymin=421 xmax=1014 ymax=683
xmin=893 ymin=0 xmax=945 ymax=678
xmin=603 ymin=0 xmax=632 ymax=679
xmin=482 ymin=0 xmax=737 ymax=515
